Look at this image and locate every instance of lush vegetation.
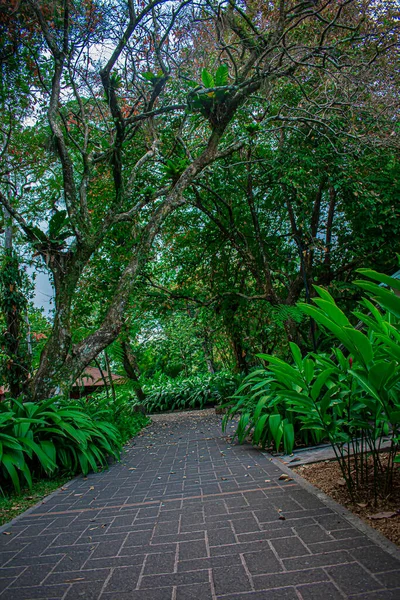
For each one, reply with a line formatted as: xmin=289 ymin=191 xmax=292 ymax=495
xmin=0 ymin=392 xmax=149 ymax=494
xmin=142 ymin=372 xmax=239 ymax=413
xmin=224 ymin=269 xmax=400 ymax=500
xmin=0 ymin=2 xmax=399 ymax=508
xmin=0 ymin=476 xmax=71 ymax=526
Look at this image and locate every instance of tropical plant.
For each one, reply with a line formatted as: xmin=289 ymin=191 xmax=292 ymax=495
xmin=142 ymin=372 xmax=239 ymax=413
xmin=224 ymin=268 xmax=400 ymax=501
xmin=0 ymin=397 xmax=122 ymax=493
xmin=79 ymin=390 xmax=150 ymax=444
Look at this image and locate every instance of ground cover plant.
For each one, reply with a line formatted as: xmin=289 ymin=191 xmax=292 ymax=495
xmin=0 ymin=476 xmax=70 ymax=526
xmin=224 ymin=269 xmax=400 ymax=502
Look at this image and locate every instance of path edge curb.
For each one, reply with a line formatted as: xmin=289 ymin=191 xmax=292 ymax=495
xmin=265 ymin=453 xmax=400 ymax=561
xmin=0 ymin=475 xmax=81 ymax=535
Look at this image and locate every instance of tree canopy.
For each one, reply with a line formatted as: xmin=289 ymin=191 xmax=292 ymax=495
xmin=0 ymin=0 xmax=399 ymax=399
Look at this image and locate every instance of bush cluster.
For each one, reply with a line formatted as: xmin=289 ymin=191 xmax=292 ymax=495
xmin=142 ymin=371 xmax=239 ymax=413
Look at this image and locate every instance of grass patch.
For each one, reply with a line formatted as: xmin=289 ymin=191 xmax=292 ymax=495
xmin=0 ymin=476 xmax=70 ymax=526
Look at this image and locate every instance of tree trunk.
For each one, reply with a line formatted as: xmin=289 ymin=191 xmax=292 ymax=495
xmin=121 ymin=341 xmax=146 ymax=404
xmin=1 ymin=207 xmax=30 ymax=398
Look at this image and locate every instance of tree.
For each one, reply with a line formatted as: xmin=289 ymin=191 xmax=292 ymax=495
xmin=0 ymin=0 xmax=398 ymax=398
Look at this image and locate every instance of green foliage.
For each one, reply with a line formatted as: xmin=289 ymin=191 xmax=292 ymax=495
xmin=0 ymin=397 xmax=122 ymax=494
xmin=78 ymin=390 xmax=150 ymax=445
xmin=0 ymin=250 xmax=31 ymax=396
xmin=225 ymin=268 xmax=400 ymax=501
xmin=0 ymin=476 xmax=70 ymax=526
xmin=222 ymin=361 xmax=322 ymax=454
xmin=142 ymin=371 xmax=239 ymax=413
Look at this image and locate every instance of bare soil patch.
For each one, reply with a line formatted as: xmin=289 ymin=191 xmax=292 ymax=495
xmin=295 ymin=457 xmax=400 ymax=546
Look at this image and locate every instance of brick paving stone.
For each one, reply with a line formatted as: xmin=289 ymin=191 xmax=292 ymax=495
xmin=212 ymin=564 xmax=252 ymax=595
xmin=221 ymin=590 xmax=298 ymax=600
xmin=349 ymin=547 xmax=400 ymax=573
xmin=0 ymin=409 xmax=399 ymax=599
xmin=270 ymin=535 xmax=310 ymax=558
xmin=297 ymin=581 xmax=344 ymax=599
xmin=252 ymin=567 xmax=329 ymax=590
xmin=242 ymin=550 xmax=283 ymax=575
xmin=175 ymin=582 xmax=214 ymax=599
xmin=143 ymin=551 xmax=175 ymax=574
xmin=327 ymin=563 xmax=382 ymax=594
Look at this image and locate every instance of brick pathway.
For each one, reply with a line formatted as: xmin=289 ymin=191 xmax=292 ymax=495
xmin=0 ymin=410 xmax=399 ymax=599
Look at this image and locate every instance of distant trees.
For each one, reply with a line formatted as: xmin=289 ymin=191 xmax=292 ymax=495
xmin=0 ymin=1 xmax=398 ymax=397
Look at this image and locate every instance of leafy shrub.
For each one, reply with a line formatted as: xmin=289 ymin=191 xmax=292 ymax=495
xmin=222 ymin=360 xmax=323 ymax=454
xmin=79 ymin=389 xmax=150 ymax=444
xmin=224 ymin=268 xmax=400 ymax=501
xmin=142 ymin=371 xmax=239 ymax=413
xmin=0 ymin=397 xmax=122 ymax=494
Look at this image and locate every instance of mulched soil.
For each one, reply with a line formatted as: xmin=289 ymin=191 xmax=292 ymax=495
xmin=295 ymin=455 xmax=400 ymax=546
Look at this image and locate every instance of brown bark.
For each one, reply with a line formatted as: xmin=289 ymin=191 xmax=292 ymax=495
xmin=121 ymin=341 xmax=146 ymax=404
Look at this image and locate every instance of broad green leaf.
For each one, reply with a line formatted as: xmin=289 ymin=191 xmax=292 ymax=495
xmin=201 ymin=69 xmax=214 ymax=88
xmin=283 ymin=422 xmax=295 ymax=454
xmin=343 ymin=327 xmax=374 ymax=366
xmin=215 ymin=64 xmax=228 ymax=86
xmin=311 ymin=368 xmax=336 ymax=401
xmin=312 ymin=298 xmax=351 ymax=327
xmin=289 ymin=342 xmax=303 ymax=371
xmin=356 ymin=269 xmax=400 ymax=292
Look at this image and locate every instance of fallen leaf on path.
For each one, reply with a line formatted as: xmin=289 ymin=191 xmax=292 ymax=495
xmin=278 ymin=474 xmax=293 ymax=481
xmin=2 ymin=532 xmax=12 ymax=535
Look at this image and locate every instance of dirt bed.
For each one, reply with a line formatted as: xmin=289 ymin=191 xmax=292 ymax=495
xmin=295 ymin=458 xmax=400 ymax=546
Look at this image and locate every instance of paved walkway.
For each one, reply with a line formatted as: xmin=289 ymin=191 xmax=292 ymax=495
xmin=0 ymin=410 xmax=399 ymax=600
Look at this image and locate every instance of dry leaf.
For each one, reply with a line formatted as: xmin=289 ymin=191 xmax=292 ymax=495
xmin=278 ymin=474 xmax=293 ymax=481
xmin=369 ymin=511 xmax=398 ymax=520
xmin=3 ymin=532 xmax=12 ymax=535
xmin=356 ymin=503 xmax=368 ymax=509
xmin=337 ymin=478 xmax=346 ymax=487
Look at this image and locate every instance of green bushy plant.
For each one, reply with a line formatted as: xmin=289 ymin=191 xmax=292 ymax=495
xmin=224 ymin=268 xmax=400 ymax=501
xmin=79 ymin=389 xmax=150 ymax=444
xmin=142 ymin=371 xmax=239 ymax=413
xmin=0 ymin=397 xmax=122 ymax=494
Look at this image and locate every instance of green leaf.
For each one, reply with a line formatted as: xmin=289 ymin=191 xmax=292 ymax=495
xmin=312 ymin=298 xmax=351 ymax=327
xmin=311 ymin=368 xmax=336 ymax=401
xmin=201 ymin=69 xmax=214 ymax=88
xmin=289 ymin=342 xmax=303 ymax=371
xmin=215 ymin=64 xmax=228 ymax=86
xmin=368 ymin=361 xmax=397 ymax=391
xmin=342 ymin=327 xmax=374 ymax=366
xmin=356 ymin=269 xmax=400 ymax=292
xmin=283 ymin=422 xmax=295 ymax=454
xmin=269 ymin=414 xmax=283 ymax=451
xmin=355 ymin=282 xmax=400 ymax=319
